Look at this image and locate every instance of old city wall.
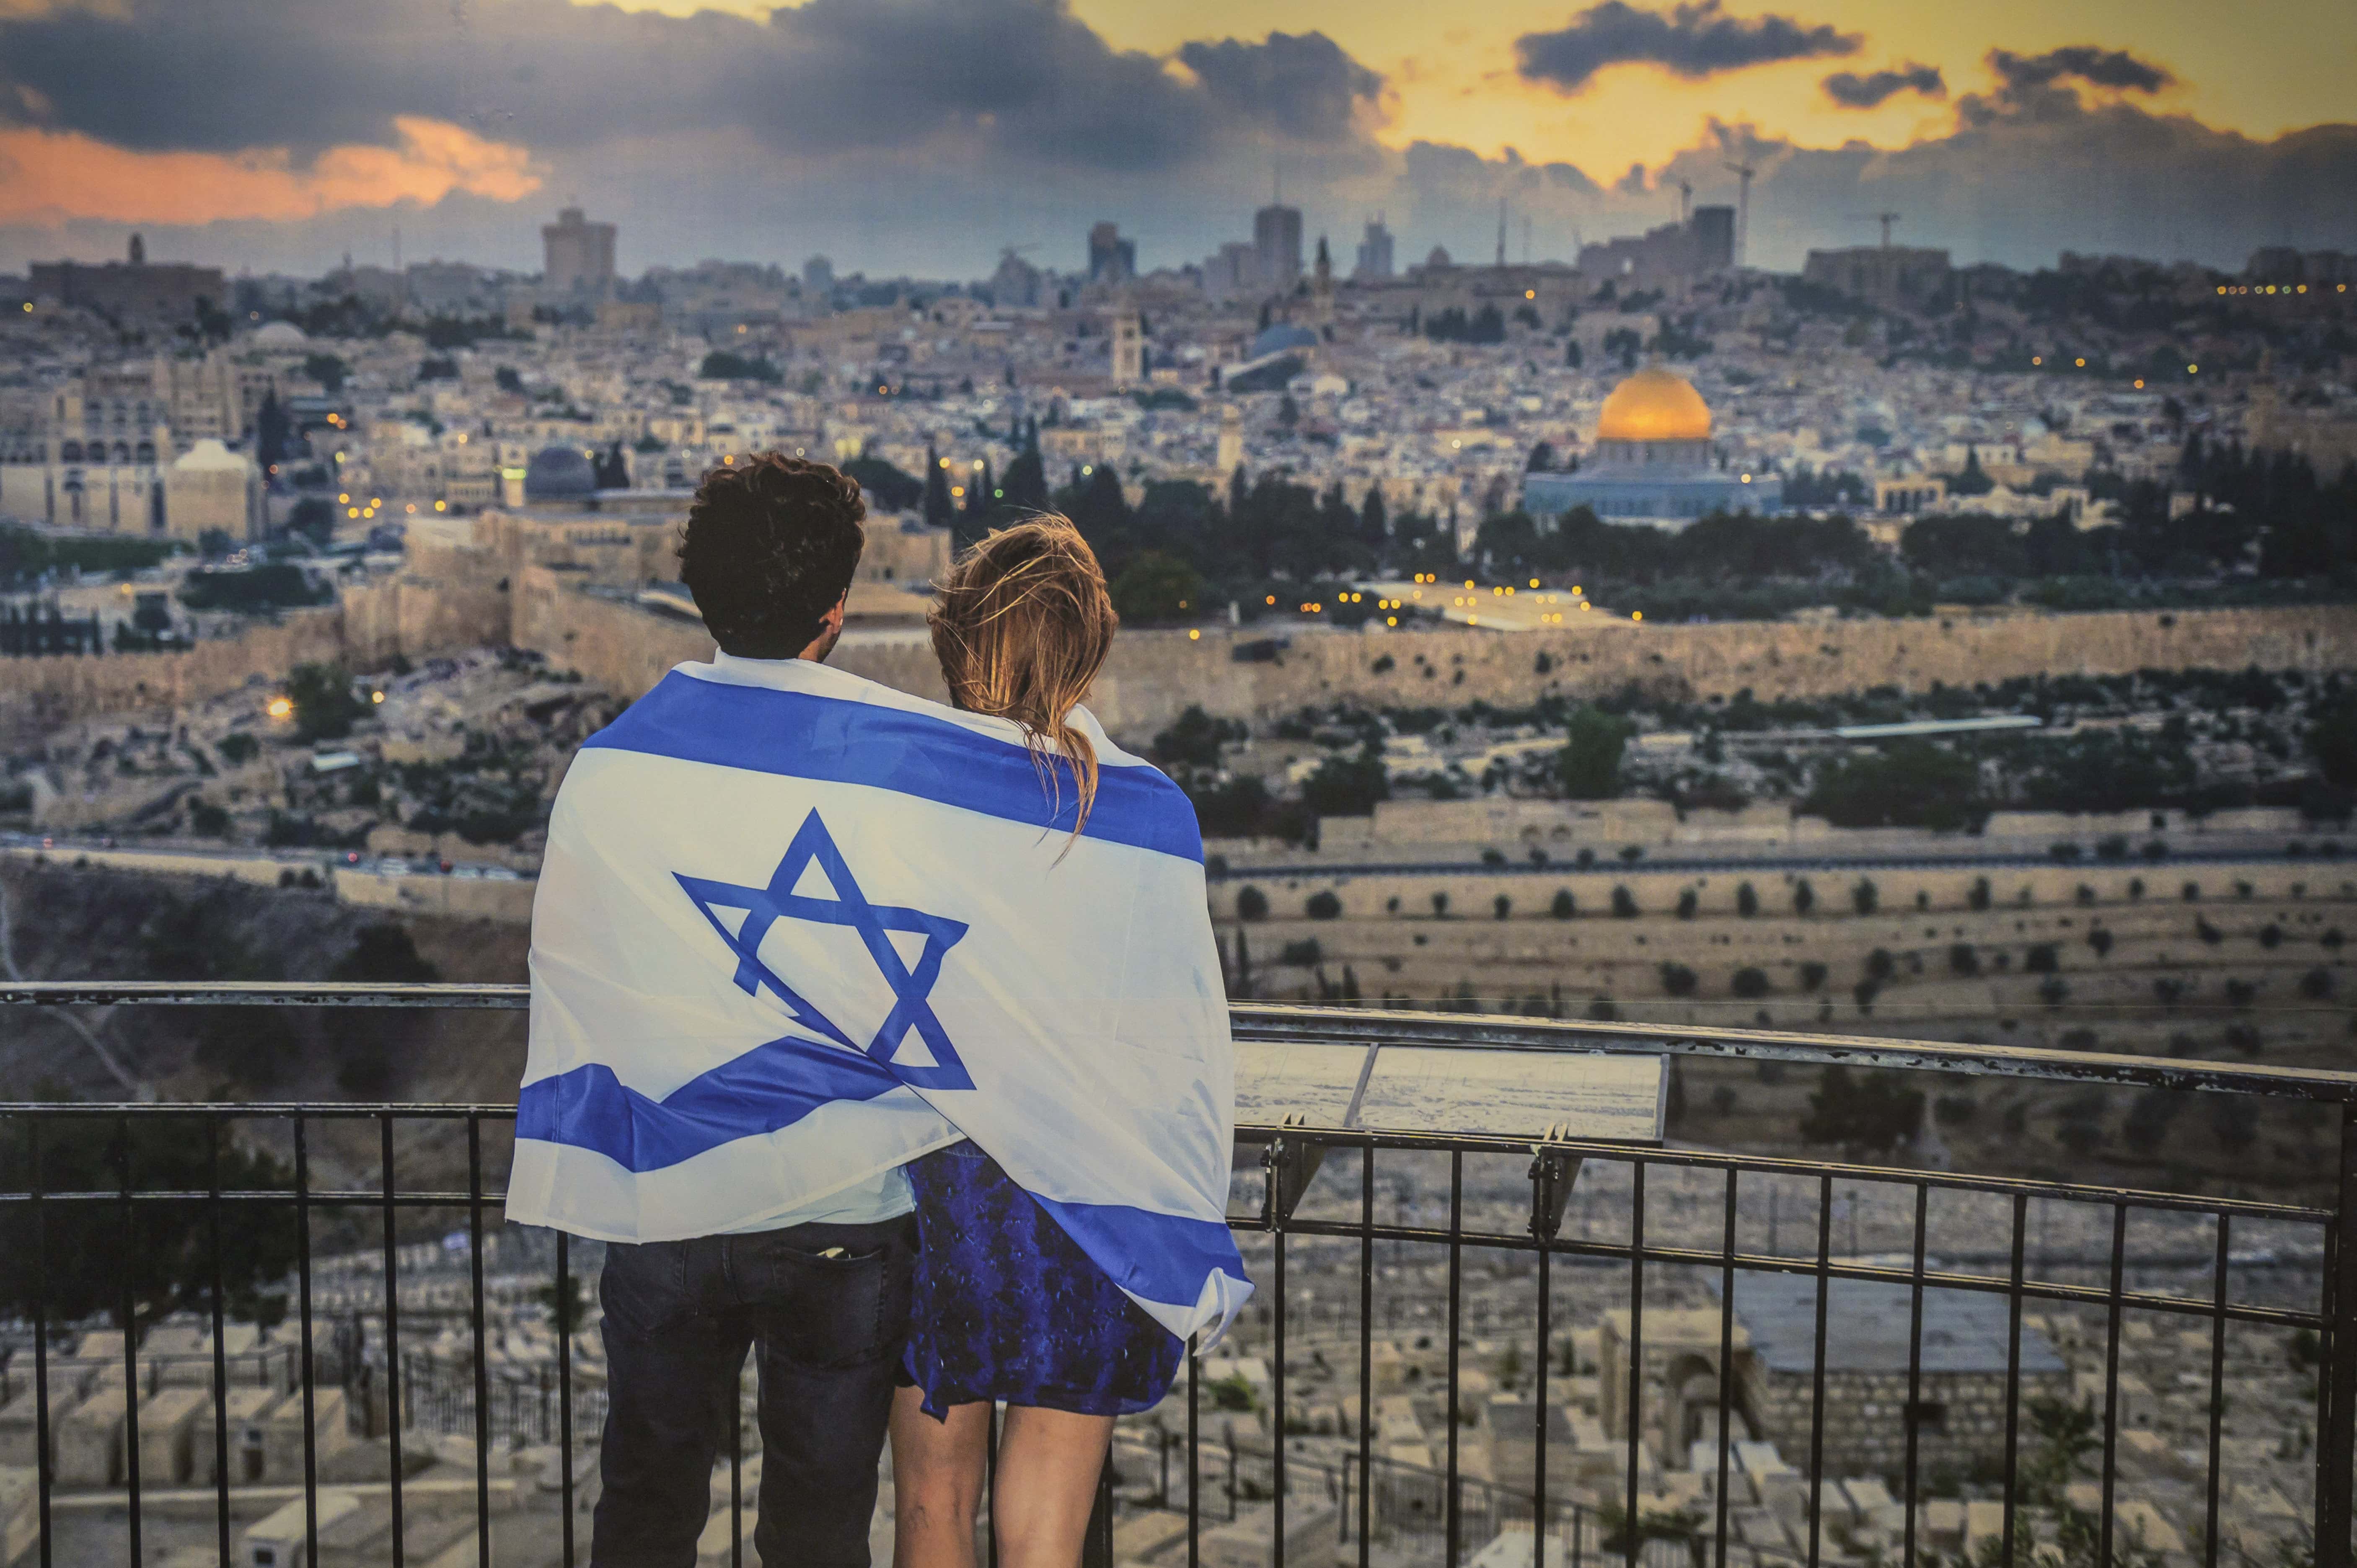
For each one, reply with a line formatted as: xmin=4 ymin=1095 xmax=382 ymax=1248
xmin=1071 ymin=604 xmax=2357 ymax=735
xmin=4 ymin=566 xmax=2350 ymax=739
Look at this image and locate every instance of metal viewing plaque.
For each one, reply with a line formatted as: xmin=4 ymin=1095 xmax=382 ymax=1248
xmin=1233 ymin=1038 xmax=1664 ymax=1144
xmin=1353 ymin=1046 xmax=1664 ymax=1143
xmin=1232 ymin=1039 xmax=1373 ymax=1128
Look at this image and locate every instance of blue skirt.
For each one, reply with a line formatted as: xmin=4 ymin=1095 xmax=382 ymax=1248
xmin=900 ymin=1142 xmax=1182 ymax=1419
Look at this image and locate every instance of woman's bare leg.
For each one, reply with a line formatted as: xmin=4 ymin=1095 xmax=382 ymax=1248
xmin=890 ymin=1387 xmax=991 ymax=1568
xmin=990 ymin=1405 xmax=1114 ymax=1568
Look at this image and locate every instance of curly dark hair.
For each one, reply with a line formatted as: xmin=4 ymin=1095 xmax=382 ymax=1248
xmin=677 ymin=453 xmax=866 ymax=658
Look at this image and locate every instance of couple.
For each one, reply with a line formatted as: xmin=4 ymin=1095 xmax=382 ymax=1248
xmin=506 ymin=454 xmax=1251 ymax=1568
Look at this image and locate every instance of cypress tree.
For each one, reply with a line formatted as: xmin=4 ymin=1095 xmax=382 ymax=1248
xmin=921 ymin=444 xmax=955 ymax=530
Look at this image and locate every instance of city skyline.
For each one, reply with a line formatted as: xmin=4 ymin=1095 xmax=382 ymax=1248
xmin=0 ymin=0 xmax=2349 ymax=282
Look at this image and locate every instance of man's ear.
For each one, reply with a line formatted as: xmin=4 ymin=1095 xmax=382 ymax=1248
xmin=822 ymin=594 xmax=847 ymax=632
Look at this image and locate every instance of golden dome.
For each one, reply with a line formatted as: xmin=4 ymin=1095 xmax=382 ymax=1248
xmin=1595 ymin=367 xmax=1712 ymax=442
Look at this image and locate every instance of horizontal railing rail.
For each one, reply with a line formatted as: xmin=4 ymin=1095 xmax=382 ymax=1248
xmin=0 ymin=987 xmax=2351 ymax=1568
xmin=9 ymin=981 xmax=2357 ymax=1099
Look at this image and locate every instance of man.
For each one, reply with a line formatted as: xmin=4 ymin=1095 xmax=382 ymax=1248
xmin=534 ymin=455 xmax=916 ymax=1566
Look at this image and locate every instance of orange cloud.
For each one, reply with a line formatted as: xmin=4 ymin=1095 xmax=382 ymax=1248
xmin=0 ymin=114 xmax=540 ymax=227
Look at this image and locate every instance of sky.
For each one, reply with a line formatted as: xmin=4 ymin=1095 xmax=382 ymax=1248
xmin=0 ymin=0 xmax=2349 ymax=282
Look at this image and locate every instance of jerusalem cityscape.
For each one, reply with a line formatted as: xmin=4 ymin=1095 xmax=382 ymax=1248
xmin=0 ymin=0 xmax=2352 ymax=1565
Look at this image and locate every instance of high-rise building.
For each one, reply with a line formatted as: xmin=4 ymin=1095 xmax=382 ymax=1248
xmin=802 ymin=255 xmax=836 ymax=306
xmin=1087 ymin=222 xmax=1136 ymax=285
xmin=1254 ymin=203 xmax=1303 ymax=294
xmin=1353 ymin=217 xmax=1395 ymax=282
xmin=541 ymin=207 xmax=617 ymax=299
xmin=1200 ymin=242 xmax=1258 ymax=304
xmin=1690 ymin=207 xmax=1736 ymax=274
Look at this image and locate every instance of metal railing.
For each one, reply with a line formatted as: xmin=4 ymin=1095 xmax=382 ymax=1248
xmin=1 ymin=982 xmax=2353 ymax=1568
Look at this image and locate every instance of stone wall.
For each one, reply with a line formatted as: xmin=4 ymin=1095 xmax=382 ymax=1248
xmin=1743 ymin=1364 xmax=2072 ymax=1479
xmin=4 ymin=552 xmax=2349 ymax=743
xmin=1054 ymin=604 xmax=2357 ymax=736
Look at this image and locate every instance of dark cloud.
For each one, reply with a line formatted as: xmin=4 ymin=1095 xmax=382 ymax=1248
xmin=1821 ymin=63 xmax=1946 ymax=109
xmin=0 ymin=0 xmax=1388 ymax=174
xmin=1177 ymin=31 xmax=1384 ymax=142
xmin=1515 ymin=0 xmax=1859 ymax=93
xmin=1988 ymin=46 xmax=2173 ymax=96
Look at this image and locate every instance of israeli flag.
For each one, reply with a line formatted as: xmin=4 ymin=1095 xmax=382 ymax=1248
xmin=507 ymin=653 xmax=1252 ymax=1343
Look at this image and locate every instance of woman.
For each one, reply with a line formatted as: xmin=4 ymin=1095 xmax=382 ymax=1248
xmin=890 ymin=519 xmax=1209 ymax=1568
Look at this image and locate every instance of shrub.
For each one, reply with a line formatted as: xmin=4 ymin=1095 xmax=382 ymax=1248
xmin=1851 ymin=878 xmax=1878 ymax=915
xmin=2095 ymin=834 xmax=2129 ymax=862
xmin=1279 ymin=939 xmax=1323 ymax=966
xmin=1658 ymin=963 xmax=1699 ymax=997
xmin=1948 ymin=943 xmax=1980 ymax=977
xmin=2182 ymin=881 xmax=2202 ymax=902
xmin=2039 ymin=976 xmax=2069 ymax=1008
xmin=1798 ymin=961 xmax=1829 ymax=991
xmin=2259 ymin=923 xmax=2284 ymax=949
xmin=1736 ymin=882 xmax=1759 ymax=917
xmin=1676 ymin=889 xmax=1698 ymax=920
xmin=2123 ymin=1090 xmax=2181 ymax=1154
xmin=2196 ymin=918 xmax=2222 ymax=945
xmin=1493 ymin=894 xmax=1512 ymax=921
xmin=1731 ymin=966 xmax=1770 ymax=999
xmin=1619 ymin=844 xmax=1645 ymax=863
xmin=2050 ymin=841 xmax=2083 ymax=863
xmin=1431 ymin=891 xmax=1451 ymax=918
xmin=1968 ymin=876 xmax=1992 ymax=911
xmin=1481 ymin=847 xmax=1507 ymax=866
xmin=2210 ymin=1098 xmax=2259 ymax=1154
xmin=2301 ymin=967 xmax=2337 ymax=1000
xmin=1865 ymin=948 xmax=1896 ymax=982
xmin=2225 ymin=978 xmax=2258 ymax=1007
xmin=2024 ymin=944 xmax=2059 ymax=974
xmin=2087 ymin=928 xmax=2114 ymax=958
xmin=1587 ymin=996 xmax=1618 ymax=1020
xmin=1798 ymin=1066 xmax=1922 ymax=1154
xmin=2128 ymin=878 xmax=2145 ymax=900
xmin=2075 ymin=884 xmax=2097 ymax=907
xmin=1306 ymin=890 xmax=1342 ymax=920
xmin=1792 ymin=878 xmax=1816 ymax=915
xmin=1236 ymin=886 xmax=1269 ymax=920
xmin=1550 ymin=889 xmax=1576 ymax=919
xmin=1611 ymin=886 xmax=1638 ymax=918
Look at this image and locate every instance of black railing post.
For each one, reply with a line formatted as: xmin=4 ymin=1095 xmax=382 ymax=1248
xmin=28 ymin=1118 xmax=54 ymax=1568
xmin=1082 ymin=1458 xmax=1115 ymax=1568
xmin=116 ymin=1115 xmax=144 ymax=1568
xmin=2320 ymin=1105 xmax=2357 ymax=1568
xmin=206 ymin=1119 xmax=231 ymax=1567
xmin=557 ymin=1230 xmax=577 ymax=1567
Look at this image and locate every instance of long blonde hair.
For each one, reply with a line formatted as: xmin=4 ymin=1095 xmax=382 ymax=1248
xmin=928 ymin=518 xmax=1118 ymax=837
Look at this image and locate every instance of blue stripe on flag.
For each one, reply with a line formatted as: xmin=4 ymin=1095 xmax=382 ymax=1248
xmin=581 ymin=674 xmax=1202 ymax=862
xmin=516 ymin=1033 xmax=903 ymax=1173
xmin=1030 ymin=1193 xmax=1248 ymax=1313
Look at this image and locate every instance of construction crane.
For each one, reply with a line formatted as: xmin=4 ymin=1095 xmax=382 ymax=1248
xmin=1845 ymin=212 xmax=1902 ymax=248
xmin=1724 ymin=161 xmax=1757 ymax=268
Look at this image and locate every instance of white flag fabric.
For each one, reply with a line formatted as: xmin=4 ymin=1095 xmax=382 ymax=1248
xmin=507 ymin=652 xmax=1252 ymax=1343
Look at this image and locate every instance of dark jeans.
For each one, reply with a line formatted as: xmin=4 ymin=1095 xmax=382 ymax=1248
xmin=592 ymin=1217 xmax=916 ymax=1568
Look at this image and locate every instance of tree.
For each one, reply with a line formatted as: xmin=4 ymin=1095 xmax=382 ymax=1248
xmin=288 ymin=496 xmax=336 ymax=548
xmin=330 ymin=926 xmax=439 ymax=1097
xmin=1736 ymin=882 xmax=1758 ymax=917
xmin=2311 ymin=692 xmax=2357 ymax=792
xmin=302 ymin=352 xmax=348 ymax=394
xmin=285 ymin=662 xmax=364 ymax=741
xmin=1658 ymin=963 xmax=1698 ymax=997
xmin=921 ymin=445 xmax=955 ymax=531
xmin=843 ymin=453 xmax=924 ymax=512
xmin=1359 ymin=485 xmax=1388 ymax=546
xmin=1235 ymin=886 xmax=1269 ymax=921
xmin=1305 ymin=891 xmax=1342 ymax=920
xmin=1110 ymin=553 xmax=1206 ymax=625
xmin=256 ymin=388 xmax=290 ymax=469
xmin=1792 ymin=878 xmax=1816 ymax=915
xmin=1301 ymin=748 xmax=1389 ymax=819
xmin=0 ymin=1111 xmax=299 ymax=1333
xmin=1799 ymin=1066 xmax=1923 ymax=1155
xmin=1557 ymin=706 xmax=1634 ymax=800
xmin=1803 ymin=743 xmax=1982 ymax=831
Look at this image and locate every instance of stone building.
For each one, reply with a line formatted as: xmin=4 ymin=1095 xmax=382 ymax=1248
xmin=162 ymin=439 xmax=260 ymax=542
xmin=1722 ymin=1274 xmax=2067 ymax=1480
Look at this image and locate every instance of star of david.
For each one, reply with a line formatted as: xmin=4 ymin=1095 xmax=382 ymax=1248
xmin=675 ymin=809 xmax=975 ymax=1090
